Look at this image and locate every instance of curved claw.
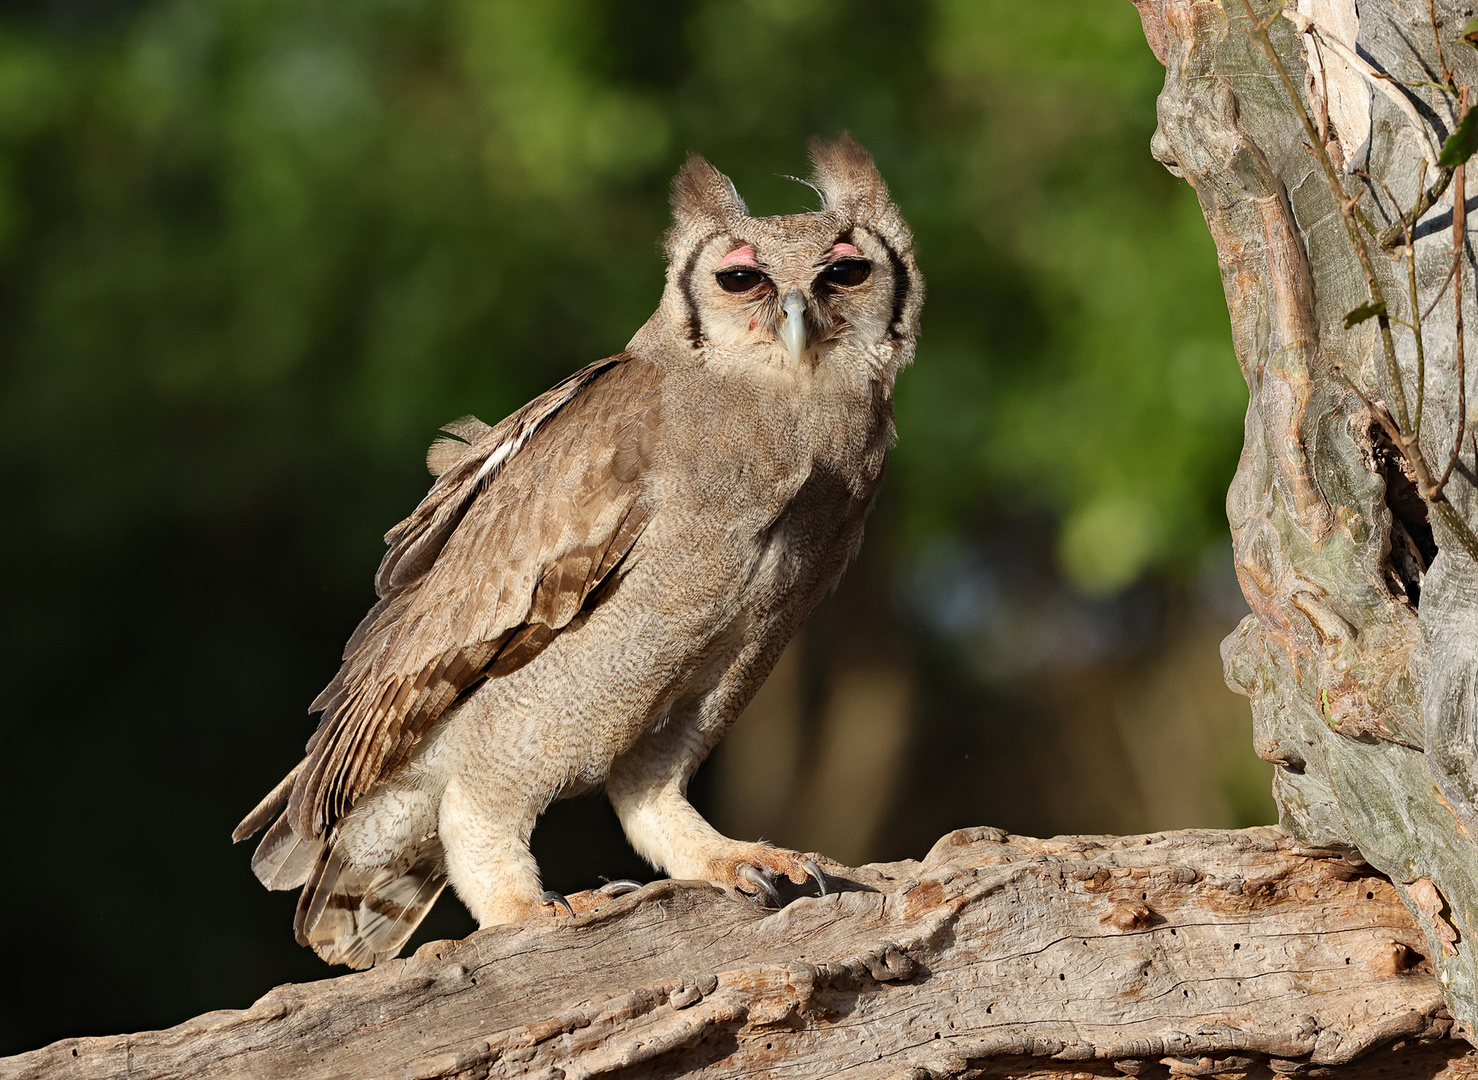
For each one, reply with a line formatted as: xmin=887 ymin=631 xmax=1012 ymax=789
xmin=539 ymin=890 xmax=575 ymax=916
xmin=598 ymin=879 xmax=644 ymax=897
xmin=804 ymin=859 xmax=829 ymax=897
xmin=737 ymin=864 xmax=782 ymax=907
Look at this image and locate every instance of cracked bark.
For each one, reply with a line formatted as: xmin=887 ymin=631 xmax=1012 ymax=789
xmin=6 ymin=829 xmax=1476 ymax=1080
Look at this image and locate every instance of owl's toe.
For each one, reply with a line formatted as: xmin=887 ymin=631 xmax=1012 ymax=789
xmin=538 ymin=890 xmax=575 ymax=916
xmin=598 ymin=878 xmax=644 ymax=896
xmin=804 ymin=859 xmax=829 ymax=897
xmin=715 ymin=843 xmax=832 ymax=907
xmin=534 ymin=879 xmax=647 ymax=919
xmin=737 ymin=863 xmax=783 ymax=906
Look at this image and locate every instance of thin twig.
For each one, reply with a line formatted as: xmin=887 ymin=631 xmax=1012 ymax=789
xmin=1338 ymin=368 xmax=1405 ymax=445
xmin=1423 ymin=256 xmax=1463 ymax=320
xmin=1401 ymin=78 xmax=1464 ymax=93
xmin=1438 ymin=97 xmax=1469 ymax=494
xmin=1367 ymin=166 xmax=1429 ymax=432
xmin=1428 ymin=0 xmax=1457 ymax=93
xmin=1381 ymin=167 xmax=1456 ymax=250
xmin=1416 ymin=168 xmax=1430 ymax=434
xmin=1241 ymin=0 xmax=1478 ymax=563
xmin=1342 ymin=367 xmax=1478 ymax=561
xmin=1348 ymin=178 xmax=1388 ymax=240
xmin=1323 ymin=152 xmax=1386 ymax=238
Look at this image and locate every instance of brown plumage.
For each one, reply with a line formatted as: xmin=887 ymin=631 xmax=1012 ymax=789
xmin=235 ymin=134 xmax=923 ymax=968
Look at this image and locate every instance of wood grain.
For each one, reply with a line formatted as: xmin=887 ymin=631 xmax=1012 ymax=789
xmin=8 ymin=828 xmax=1472 ymax=1079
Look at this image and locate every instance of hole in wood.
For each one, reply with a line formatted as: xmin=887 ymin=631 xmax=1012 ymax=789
xmin=1366 ymin=417 xmax=1436 ymax=606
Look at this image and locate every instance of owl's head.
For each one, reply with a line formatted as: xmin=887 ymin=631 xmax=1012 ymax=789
xmin=659 ymin=134 xmax=922 ymax=380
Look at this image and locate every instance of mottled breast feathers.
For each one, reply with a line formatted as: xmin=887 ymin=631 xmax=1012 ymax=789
xmin=245 ymin=353 xmax=659 ymax=842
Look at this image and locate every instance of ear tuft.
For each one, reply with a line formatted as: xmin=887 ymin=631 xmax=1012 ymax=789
xmin=670 ymin=153 xmax=747 ymax=228
xmin=808 ymin=132 xmax=893 ymax=222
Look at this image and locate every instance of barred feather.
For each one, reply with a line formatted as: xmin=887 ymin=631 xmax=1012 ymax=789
xmin=293 ymin=842 xmax=448 ymax=969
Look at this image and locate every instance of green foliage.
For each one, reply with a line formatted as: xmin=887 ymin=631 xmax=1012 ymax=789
xmin=1440 ymin=104 xmax=1478 ymax=167
xmin=1344 ymin=300 xmax=1388 ymax=328
xmin=0 ymin=0 xmax=1239 ymax=595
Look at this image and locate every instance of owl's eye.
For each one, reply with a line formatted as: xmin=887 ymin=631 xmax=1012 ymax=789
xmin=820 ymin=259 xmax=871 ymax=288
xmin=716 ymin=268 xmax=765 ymax=293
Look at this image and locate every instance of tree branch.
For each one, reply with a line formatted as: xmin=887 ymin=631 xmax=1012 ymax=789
xmin=6 ymin=828 xmax=1470 ymax=1080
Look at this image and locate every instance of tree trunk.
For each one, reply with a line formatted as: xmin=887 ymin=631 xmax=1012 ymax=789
xmin=7 ymin=828 xmax=1476 ymax=1080
xmin=1137 ymin=0 xmax=1478 ymax=1037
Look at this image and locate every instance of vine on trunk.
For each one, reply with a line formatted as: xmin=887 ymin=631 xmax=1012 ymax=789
xmin=1239 ymin=0 xmax=1478 ymax=564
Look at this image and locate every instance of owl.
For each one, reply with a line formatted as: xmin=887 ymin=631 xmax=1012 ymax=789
xmin=234 ymin=134 xmax=923 ymax=968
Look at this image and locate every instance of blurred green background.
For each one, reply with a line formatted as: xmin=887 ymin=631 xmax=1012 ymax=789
xmin=0 ymin=0 xmax=1269 ymax=1055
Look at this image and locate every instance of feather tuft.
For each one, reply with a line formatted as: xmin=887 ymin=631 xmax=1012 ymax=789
xmin=426 ymin=415 xmax=492 ymax=477
xmin=808 ymin=131 xmax=896 ymax=226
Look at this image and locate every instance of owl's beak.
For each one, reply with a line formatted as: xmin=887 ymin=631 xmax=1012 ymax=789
xmin=779 ymin=289 xmax=808 ymax=363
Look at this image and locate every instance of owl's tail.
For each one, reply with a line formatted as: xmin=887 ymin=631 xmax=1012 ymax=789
xmin=293 ymin=842 xmax=449 ymax=970
xmin=234 ymin=773 xmax=447 ymax=970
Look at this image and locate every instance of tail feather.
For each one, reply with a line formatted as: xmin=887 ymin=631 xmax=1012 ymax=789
xmin=294 ymin=842 xmax=448 ymax=969
xmin=232 ymin=762 xmax=304 ymax=843
xmin=249 ymin=811 xmax=322 ymax=890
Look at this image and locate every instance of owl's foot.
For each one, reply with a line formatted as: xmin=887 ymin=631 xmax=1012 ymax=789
xmin=536 ymin=879 xmax=644 ymax=918
xmin=709 ymin=843 xmax=829 ymax=907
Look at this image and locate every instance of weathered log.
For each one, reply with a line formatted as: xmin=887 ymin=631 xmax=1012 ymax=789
xmin=8 ymin=828 xmax=1474 ymax=1080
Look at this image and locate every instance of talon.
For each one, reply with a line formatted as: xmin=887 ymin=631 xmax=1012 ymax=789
xmin=598 ymin=879 xmax=643 ymax=896
xmin=738 ymin=864 xmax=782 ymax=906
xmin=539 ymin=890 xmax=575 ymax=916
xmin=804 ymin=859 xmax=829 ymax=897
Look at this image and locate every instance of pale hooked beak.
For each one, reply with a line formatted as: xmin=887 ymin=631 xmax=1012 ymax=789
xmin=779 ymin=289 xmax=808 ymax=363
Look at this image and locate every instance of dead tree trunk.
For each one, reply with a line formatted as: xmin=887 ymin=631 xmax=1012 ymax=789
xmin=6 ymin=829 xmax=1476 ymax=1080
xmin=1137 ymin=0 xmax=1478 ymax=1038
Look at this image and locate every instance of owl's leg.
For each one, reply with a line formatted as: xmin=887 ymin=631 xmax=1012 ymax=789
xmin=437 ymin=778 xmax=546 ymax=927
xmin=606 ymin=718 xmax=828 ymax=903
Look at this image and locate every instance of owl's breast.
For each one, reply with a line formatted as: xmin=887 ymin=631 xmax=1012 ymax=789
xmin=642 ymin=359 xmax=889 ymax=610
xmin=753 ymin=458 xmax=877 ymax=584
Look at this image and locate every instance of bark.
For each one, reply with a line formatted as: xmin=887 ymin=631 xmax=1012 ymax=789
xmin=6 ymin=828 xmax=1474 ymax=1080
xmin=1137 ymin=0 xmax=1478 ymax=1034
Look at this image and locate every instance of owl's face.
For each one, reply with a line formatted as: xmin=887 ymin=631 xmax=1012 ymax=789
xmin=660 ymin=135 xmax=922 ymax=381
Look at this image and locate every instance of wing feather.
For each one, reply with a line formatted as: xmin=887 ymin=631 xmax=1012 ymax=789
xmin=268 ymin=352 xmax=658 ymax=839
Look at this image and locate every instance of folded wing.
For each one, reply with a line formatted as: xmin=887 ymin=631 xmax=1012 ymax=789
xmin=234 ymin=352 xmax=659 ymax=848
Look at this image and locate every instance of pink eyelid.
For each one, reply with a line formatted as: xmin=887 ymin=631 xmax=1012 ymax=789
xmin=829 ymin=242 xmax=863 ymax=259
xmin=718 ymin=244 xmax=758 ymax=268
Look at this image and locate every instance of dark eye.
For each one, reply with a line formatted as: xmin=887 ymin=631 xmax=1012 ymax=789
xmin=716 ymin=268 xmax=765 ymax=293
xmin=820 ymin=259 xmax=871 ymax=287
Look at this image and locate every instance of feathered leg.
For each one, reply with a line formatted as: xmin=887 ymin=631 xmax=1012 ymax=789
xmin=438 ymin=777 xmax=545 ymax=926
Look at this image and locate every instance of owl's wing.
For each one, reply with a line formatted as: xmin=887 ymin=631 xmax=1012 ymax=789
xmin=236 ymin=351 xmax=659 ymax=843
